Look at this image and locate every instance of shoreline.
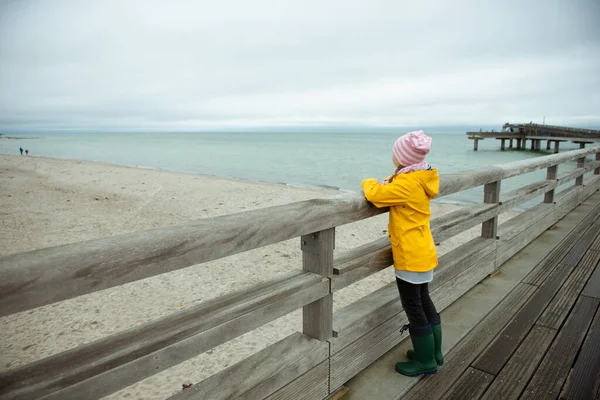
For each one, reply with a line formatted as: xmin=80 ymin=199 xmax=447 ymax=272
xmin=0 ymin=153 xmax=478 ymax=207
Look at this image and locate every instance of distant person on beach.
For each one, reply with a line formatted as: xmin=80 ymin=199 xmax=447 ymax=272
xmin=362 ymin=130 xmax=442 ymax=377
xmin=19 ymin=147 xmax=23 ymax=155
xmin=25 ymin=149 xmax=29 ymax=156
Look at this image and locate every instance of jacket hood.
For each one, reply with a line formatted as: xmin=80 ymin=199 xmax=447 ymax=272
xmin=410 ymin=169 xmax=439 ymax=199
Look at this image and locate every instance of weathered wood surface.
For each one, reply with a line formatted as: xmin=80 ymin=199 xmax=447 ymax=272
xmin=407 ymin=194 xmax=600 ymax=400
xmin=582 ymin=259 xmax=600 ymax=299
xmin=472 ymin=262 xmax=575 ymax=375
xmin=264 ymin=360 xmax=329 ymax=400
xmin=438 ymin=146 xmax=599 ymax=197
xmin=481 ymin=181 xmax=500 ymax=239
xmin=440 ymin=367 xmax=494 ymax=400
xmin=331 ymin=233 xmax=494 ymax=293
xmin=0 ymin=272 xmax=328 ymax=400
xmin=0 ymin=195 xmax=383 ymax=317
xmin=331 ymin=236 xmax=495 ymax=345
xmin=582 ymin=174 xmax=600 ymax=201
xmin=501 ymin=180 xmax=553 ymax=208
xmin=330 ymin=193 xmax=575 ymax=351
xmin=537 ymin=249 xmax=600 ymax=329
xmin=1 ymin=147 xmax=598 ymax=317
xmin=522 ymin=205 xmax=599 ymax=286
xmin=493 ymin=183 xmax=593 ymax=268
xmin=521 ymin=296 xmax=600 ymax=400
xmin=576 ymin=142 xmax=586 ymax=185
xmin=495 ymin=204 xmax=557 ymax=266
xmin=480 ymin=325 xmax=557 ymax=400
xmin=559 ymin=305 xmax=600 ymax=400
xmin=329 ymin=251 xmax=497 ymax=388
xmin=168 ymin=332 xmax=328 ymax=400
xmin=556 ymin=160 xmax=600 ymax=187
xmin=333 ymin=237 xmax=389 ymax=275
xmin=545 ymin=164 xmax=558 ymax=203
xmin=562 ymin=221 xmax=600 ymax=266
xmin=496 ymin=202 xmax=553 ymax=244
xmin=403 ymin=283 xmax=537 ymax=400
xmin=301 ymin=228 xmax=334 ymax=341
xmin=431 ymin=203 xmax=498 ymax=244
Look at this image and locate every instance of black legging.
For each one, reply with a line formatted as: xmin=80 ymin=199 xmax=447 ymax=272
xmin=396 ymin=277 xmax=438 ymax=328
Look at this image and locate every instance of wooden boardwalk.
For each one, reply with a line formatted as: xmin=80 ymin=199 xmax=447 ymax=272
xmin=398 ymin=202 xmax=600 ymax=399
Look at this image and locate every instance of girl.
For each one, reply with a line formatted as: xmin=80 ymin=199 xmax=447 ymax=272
xmin=362 ymin=130 xmax=443 ymax=377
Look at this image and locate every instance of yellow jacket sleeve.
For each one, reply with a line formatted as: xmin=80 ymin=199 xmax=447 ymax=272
xmin=361 ymin=178 xmax=412 ymax=207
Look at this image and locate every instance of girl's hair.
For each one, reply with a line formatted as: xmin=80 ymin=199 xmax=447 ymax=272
xmin=387 ymin=165 xmax=403 ymax=183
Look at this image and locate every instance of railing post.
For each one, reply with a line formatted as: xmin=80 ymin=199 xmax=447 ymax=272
xmin=301 ymin=228 xmax=334 ymax=341
xmin=482 ymin=181 xmax=501 ymax=239
xmin=545 ymin=164 xmax=558 ymax=203
xmin=595 ymin=152 xmax=600 ymax=175
xmin=576 ymin=143 xmax=585 ymax=186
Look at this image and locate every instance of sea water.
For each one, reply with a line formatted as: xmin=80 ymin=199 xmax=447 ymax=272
xmin=1 ymin=131 xmax=589 ymax=206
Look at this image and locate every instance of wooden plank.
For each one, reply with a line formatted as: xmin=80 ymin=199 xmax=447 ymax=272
xmin=302 ymin=228 xmax=334 ymax=341
xmin=560 ymin=305 xmax=600 ymax=399
xmin=537 ymin=250 xmax=600 ymax=329
xmin=331 ymin=207 xmax=497 ymax=286
xmin=562 ymin=221 xmax=600 ymax=266
xmin=522 ymin=205 xmax=600 ymax=286
xmin=576 ymin=142 xmax=586 ymax=185
xmin=167 ymin=332 xmax=328 ymax=400
xmin=545 ymin=165 xmax=558 ymax=203
xmin=593 ymin=228 xmax=600 ymax=251
xmin=333 ymin=237 xmax=389 ymax=275
xmin=496 ymin=202 xmax=553 ymax=244
xmin=582 ymin=174 xmax=600 ymax=201
xmin=441 ymin=367 xmax=494 ymax=400
xmin=472 ymin=262 xmax=576 ymax=375
xmin=500 ymin=180 xmax=553 ymax=208
xmin=495 ymin=202 xmax=566 ymax=266
xmin=331 ymin=237 xmax=496 ymax=346
xmin=264 ymin=360 xmax=329 ymax=400
xmin=0 ymin=193 xmax=385 ymax=317
xmin=555 ymin=184 xmax=583 ymax=209
xmin=2 ymin=148 xmax=598 ymax=317
xmin=403 ymin=283 xmax=537 ymax=400
xmin=331 ymin=235 xmax=495 ymax=293
xmin=432 ymin=203 xmax=499 ymax=244
xmin=480 ymin=325 xmax=557 ymax=400
xmin=0 ymin=272 xmax=328 ymax=400
xmin=482 ymin=181 xmax=501 ymax=238
xmin=556 ymin=161 xmax=600 ymax=187
xmin=582 ymin=256 xmax=600 ymax=299
xmin=329 ymin=253 xmax=497 ymax=389
xmin=521 ymin=295 xmax=600 ymax=400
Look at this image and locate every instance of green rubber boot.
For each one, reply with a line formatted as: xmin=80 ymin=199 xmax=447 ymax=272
xmin=407 ymin=314 xmax=444 ymax=366
xmin=395 ymin=325 xmax=438 ymax=377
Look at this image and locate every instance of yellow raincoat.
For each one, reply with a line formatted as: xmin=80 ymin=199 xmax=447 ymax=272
xmin=362 ymin=169 xmax=440 ymax=272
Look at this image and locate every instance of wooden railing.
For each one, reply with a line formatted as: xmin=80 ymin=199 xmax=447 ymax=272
xmin=1 ymin=147 xmax=600 ymax=400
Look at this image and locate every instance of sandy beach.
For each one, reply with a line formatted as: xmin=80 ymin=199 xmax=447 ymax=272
xmin=0 ymin=155 xmax=518 ymax=399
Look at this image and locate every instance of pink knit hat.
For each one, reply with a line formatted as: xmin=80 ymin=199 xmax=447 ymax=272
xmin=393 ymin=130 xmax=432 ymax=167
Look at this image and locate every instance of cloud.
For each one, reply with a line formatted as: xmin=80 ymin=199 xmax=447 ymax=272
xmin=1 ymin=0 xmax=599 ymax=132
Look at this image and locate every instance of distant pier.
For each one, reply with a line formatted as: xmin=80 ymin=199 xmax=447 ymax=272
xmin=467 ymin=122 xmax=600 ymax=153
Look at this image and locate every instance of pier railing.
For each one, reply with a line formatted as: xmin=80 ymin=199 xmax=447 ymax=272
xmin=1 ymin=147 xmax=600 ymax=400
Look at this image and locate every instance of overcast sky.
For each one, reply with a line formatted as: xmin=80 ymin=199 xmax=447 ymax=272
xmin=1 ymin=0 xmax=599 ymax=132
